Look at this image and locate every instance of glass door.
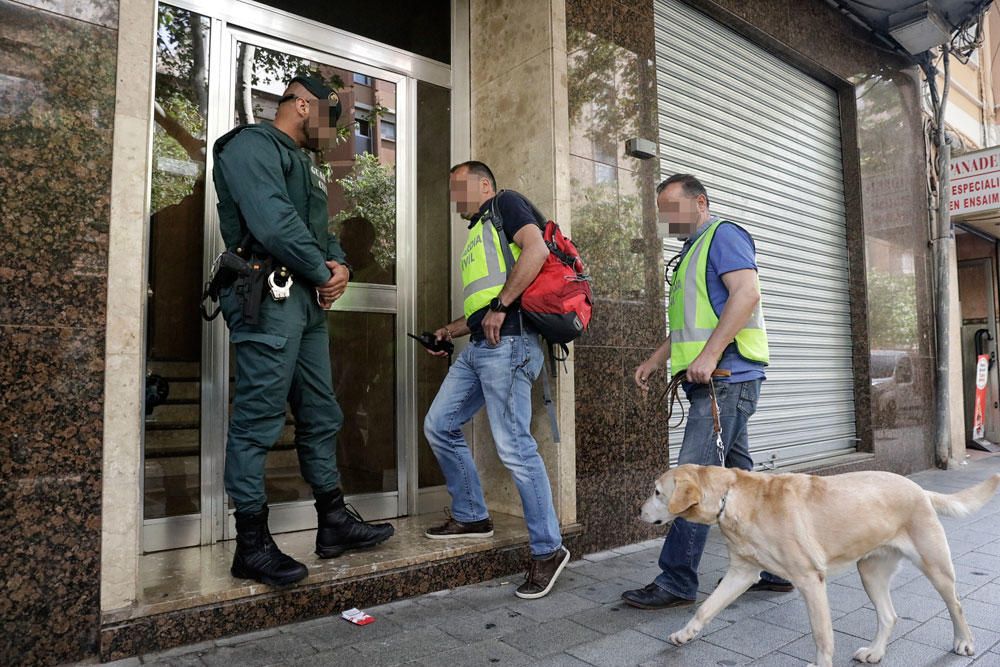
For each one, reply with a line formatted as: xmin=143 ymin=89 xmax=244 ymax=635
xmin=142 ymin=0 xmax=455 ymax=552
xmin=142 ymin=3 xmax=213 ymax=552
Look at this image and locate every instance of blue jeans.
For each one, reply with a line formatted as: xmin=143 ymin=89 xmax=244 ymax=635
xmin=423 ymin=334 xmax=563 ymax=557
xmin=655 ymin=379 xmax=786 ymax=599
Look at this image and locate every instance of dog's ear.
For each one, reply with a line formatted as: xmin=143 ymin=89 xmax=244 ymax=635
xmin=667 ymin=476 xmax=700 ymax=515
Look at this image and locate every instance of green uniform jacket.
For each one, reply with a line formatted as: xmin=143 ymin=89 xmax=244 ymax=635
xmin=213 ymin=123 xmax=346 ymax=287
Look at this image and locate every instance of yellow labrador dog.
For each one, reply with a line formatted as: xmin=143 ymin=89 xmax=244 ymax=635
xmin=639 ymin=464 xmax=1000 ymax=667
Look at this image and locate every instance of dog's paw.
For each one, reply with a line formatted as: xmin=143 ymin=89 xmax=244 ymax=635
xmin=953 ymin=638 xmax=975 ymax=656
xmin=852 ymin=646 xmax=884 ymax=663
xmin=668 ymin=626 xmax=698 ymax=646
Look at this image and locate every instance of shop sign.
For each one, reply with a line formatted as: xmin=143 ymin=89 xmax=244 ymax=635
xmin=950 ymin=147 xmax=1000 ymax=216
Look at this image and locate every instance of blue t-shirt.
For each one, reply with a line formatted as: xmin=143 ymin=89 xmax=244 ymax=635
xmin=676 ymin=215 xmax=766 ymax=385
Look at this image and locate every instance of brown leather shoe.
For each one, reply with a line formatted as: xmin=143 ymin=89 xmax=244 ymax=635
xmin=424 ymin=510 xmax=494 ymax=539
xmin=515 ymin=546 xmax=570 ymax=599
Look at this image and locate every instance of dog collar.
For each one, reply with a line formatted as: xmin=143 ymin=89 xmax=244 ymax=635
xmin=717 ymin=491 xmax=729 ymax=521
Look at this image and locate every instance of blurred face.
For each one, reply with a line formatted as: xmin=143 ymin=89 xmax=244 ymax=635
xmin=657 ymin=182 xmax=708 ymax=240
xmin=449 ymin=166 xmax=494 ymax=219
xmin=301 ymin=97 xmax=338 ymax=152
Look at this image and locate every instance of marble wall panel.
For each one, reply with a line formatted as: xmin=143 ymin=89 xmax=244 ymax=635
xmin=0 ymin=1 xmax=117 ymax=663
xmin=570 ymin=0 xmax=667 ymax=558
xmin=0 ymin=0 xmax=116 ymax=329
xmin=12 ymin=0 xmax=117 ymax=29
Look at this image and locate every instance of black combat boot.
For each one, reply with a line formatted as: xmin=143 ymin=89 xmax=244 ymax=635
xmin=231 ymin=506 xmax=309 ymax=586
xmin=315 ymin=488 xmax=395 ymax=558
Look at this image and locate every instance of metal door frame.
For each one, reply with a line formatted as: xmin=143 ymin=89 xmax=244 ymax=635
xmin=143 ymin=0 xmax=458 ymax=551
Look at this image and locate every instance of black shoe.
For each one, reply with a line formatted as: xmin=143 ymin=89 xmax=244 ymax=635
xmin=750 ymin=577 xmax=794 ymax=592
xmin=621 ymin=583 xmax=694 ymax=609
xmin=515 ymin=546 xmax=571 ymax=600
xmin=715 ymin=576 xmax=795 ymax=593
xmin=231 ymin=506 xmax=308 ymax=586
xmin=424 ymin=509 xmax=494 ymax=539
xmin=315 ymin=488 xmax=395 ymax=558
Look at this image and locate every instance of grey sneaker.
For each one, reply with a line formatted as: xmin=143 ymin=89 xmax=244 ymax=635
xmin=515 ymin=546 xmax=570 ymax=599
xmin=424 ymin=509 xmax=494 ymax=539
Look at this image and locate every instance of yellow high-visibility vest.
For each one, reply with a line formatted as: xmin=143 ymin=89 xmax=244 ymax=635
xmin=668 ymin=218 xmax=769 ymax=374
xmin=461 ymin=217 xmax=521 ymax=318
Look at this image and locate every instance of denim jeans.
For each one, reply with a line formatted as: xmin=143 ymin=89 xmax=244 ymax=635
xmin=654 ymin=379 xmax=787 ymax=599
xmin=423 ymin=334 xmax=563 ymax=557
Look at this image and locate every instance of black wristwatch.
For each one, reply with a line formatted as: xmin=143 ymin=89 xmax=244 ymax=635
xmin=488 ymin=296 xmax=509 ymax=313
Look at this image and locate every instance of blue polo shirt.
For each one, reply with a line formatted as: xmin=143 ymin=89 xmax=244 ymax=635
xmin=674 ymin=215 xmax=767 ymax=385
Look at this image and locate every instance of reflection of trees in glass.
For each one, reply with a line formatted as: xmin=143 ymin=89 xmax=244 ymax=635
xmin=867 ymin=270 xmax=918 ymax=349
xmin=152 ymin=5 xmax=208 ymax=214
xmin=153 ymin=4 xmax=361 ymax=213
xmin=233 ymin=45 xmax=346 ymax=126
xmin=856 ymin=71 xmax=913 ymax=176
xmin=567 ymin=29 xmax=656 ymax=303
xmin=568 ymin=40 xmax=643 ymax=154
xmin=856 ymin=70 xmax=922 ymax=351
xmin=570 ymin=180 xmax=643 ymax=298
xmin=331 ymin=152 xmax=396 ymax=269
xmin=567 ymin=30 xmax=655 ymax=155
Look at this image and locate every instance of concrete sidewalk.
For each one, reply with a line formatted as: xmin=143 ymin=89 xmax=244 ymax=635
xmin=101 ymin=455 xmax=1000 ymax=667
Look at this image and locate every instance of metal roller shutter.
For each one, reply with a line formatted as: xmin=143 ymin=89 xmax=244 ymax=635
xmin=654 ymin=0 xmax=857 ymax=468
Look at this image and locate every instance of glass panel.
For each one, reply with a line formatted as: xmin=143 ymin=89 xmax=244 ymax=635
xmin=143 ymin=4 xmax=210 ymax=520
xmin=225 ymin=42 xmax=400 ymax=511
xmin=416 ymin=81 xmax=451 ymax=489
xmin=329 ymin=311 xmax=398 ymax=494
xmin=224 ymin=310 xmax=398 ymax=505
xmin=230 ymin=42 xmax=397 ymax=285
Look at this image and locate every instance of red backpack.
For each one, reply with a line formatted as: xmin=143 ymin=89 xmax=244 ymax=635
xmin=488 ymin=191 xmax=593 ymax=358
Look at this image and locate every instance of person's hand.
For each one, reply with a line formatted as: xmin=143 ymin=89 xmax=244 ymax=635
xmin=316 ymin=290 xmax=331 ymax=309
xmin=482 ymin=310 xmax=506 ymax=346
xmin=685 ymin=352 xmax=718 ymax=385
xmin=634 ymin=356 xmax=661 ymax=396
xmin=316 ymin=260 xmax=350 ymax=307
xmin=427 ymin=326 xmax=452 ymax=357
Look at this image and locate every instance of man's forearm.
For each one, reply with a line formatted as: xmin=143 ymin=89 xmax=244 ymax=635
xmin=446 ymin=317 xmax=470 ymax=337
xmin=498 ymin=244 xmax=548 ymax=306
xmin=703 ymin=289 xmax=759 ymax=359
xmin=651 ymin=337 xmax=671 ymax=367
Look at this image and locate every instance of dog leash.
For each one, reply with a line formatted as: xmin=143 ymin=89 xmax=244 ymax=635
xmin=657 ymin=368 xmax=731 ymax=466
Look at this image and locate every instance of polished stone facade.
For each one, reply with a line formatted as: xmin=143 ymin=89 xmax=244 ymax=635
xmin=0 ymin=0 xmax=119 ymax=664
xmin=566 ymin=0 xmax=667 ymax=554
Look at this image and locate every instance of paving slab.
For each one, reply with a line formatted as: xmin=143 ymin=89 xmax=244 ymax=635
xmin=101 ymin=456 xmax=1000 ymax=667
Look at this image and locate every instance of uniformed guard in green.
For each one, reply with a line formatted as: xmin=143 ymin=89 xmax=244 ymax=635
xmin=213 ymin=75 xmax=393 ymax=586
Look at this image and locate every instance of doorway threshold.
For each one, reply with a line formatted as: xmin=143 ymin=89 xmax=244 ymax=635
xmin=101 ymin=512 xmax=583 ymax=661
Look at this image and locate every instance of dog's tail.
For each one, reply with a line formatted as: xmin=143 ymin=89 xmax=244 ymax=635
xmin=927 ymin=473 xmax=1000 ymax=518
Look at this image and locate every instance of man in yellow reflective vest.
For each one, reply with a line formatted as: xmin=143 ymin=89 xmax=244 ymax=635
xmin=621 ymin=174 xmax=793 ymax=609
xmin=421 ymin=161 xmax=570 ymax=600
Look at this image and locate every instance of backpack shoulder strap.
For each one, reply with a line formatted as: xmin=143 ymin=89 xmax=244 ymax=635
xmin=487 ymin=191 xmax=519 ymax=272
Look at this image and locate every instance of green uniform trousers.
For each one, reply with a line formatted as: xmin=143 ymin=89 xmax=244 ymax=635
xmin=221 ymin=280 xmax=342 ymax=513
